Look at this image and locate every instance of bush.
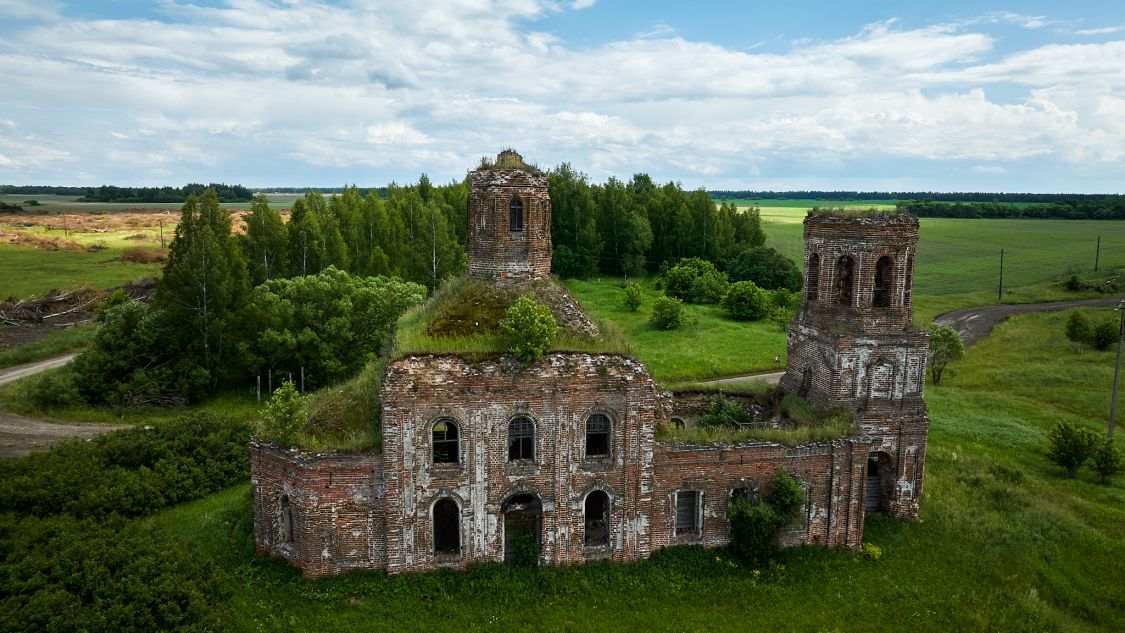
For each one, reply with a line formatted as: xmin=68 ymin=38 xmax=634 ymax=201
xmin=500 ymin=294 xmax=560 ymax=362
xmin=121 ymin=247 xmax=168 ymax=263
xmin=9 ymin=366 xmax=84 ymax=409
xmin=1046 ymin=421 xmax=1101 ymax=478
xmin=1091 ymin=317 xmax=1119 ymax=351
xmin=698 ymin=395 xmax=752 ymax=428
xmin=860 ymin=543 xmax=883 ymax=561
xmin=0 ymin=514 xmax=227 ymax=633
xmin=727 ymin=469 xmax=807 ymax=564
xmin=1065 ymin=311 xmax=1093 ymax=352
xmin=650 ymin=295 xmax=685 ymax=330
xmin=0 ymin=412 xmax=252 ymax=518
xmin=1091 ymin=438 xmax=1123 ymax=483
xmin=261 ymin=380 xmax=306 ymax=446
xmin=928 ymin=324 xmax=965 ymax=385
xmin=725 ymin=246 xmax=802 ymax=292
xmin=721 ymin=281 xmax=770 ymax=321
xmin=663 ymin=258 xmax=728 ymax=304
xmin=623 ymin=281 xmax=643 ymax=312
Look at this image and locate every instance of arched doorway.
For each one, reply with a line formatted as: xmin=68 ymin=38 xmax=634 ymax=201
xmin=865 ymin=453 xmax=894 ymax=514
xmin=502 ymin=493 xmax=542 ymax=564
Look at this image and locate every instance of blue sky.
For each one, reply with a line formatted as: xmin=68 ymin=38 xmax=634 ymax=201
xmin=1 ymin=1 xmax=1123 ymax=192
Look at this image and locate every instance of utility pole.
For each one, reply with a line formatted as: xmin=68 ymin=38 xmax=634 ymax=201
xmin=998 ymin=249 xmax=1004 ymax=301
xmin=1109 ymin=299 xmax=1124 ymax=440
xmin=1095 ymin=236 xmax=1101 ymax=272
xmin=159 ymin=221 xmax=165 ymax=249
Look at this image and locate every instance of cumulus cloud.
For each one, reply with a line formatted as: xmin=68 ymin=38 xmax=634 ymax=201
xmin=0 ymin=2 xmax=1122 ymax=190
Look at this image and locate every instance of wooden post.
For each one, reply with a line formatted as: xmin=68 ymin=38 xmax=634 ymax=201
xmin=257 ymin=375 xmax=261 ymax=403
xmin=1095 ymin=236 xmax=1101 ymax=272
xmin=998 ymin=249 xmax=1004 ymax=301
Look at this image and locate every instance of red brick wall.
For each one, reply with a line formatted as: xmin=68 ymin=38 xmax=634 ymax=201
xmin=467 ymin=168 xmax=552 ymax=283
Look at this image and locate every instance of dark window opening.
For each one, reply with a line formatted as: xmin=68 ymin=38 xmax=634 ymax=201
xmin=280 ymin=495 xmax=293 ymax=544
xmin=675 ymin=490 xmax=700 ymax=536
xmin=806 ymin=253 xmax=820 ymax=301
xmin=433 ymin=498 xmax=461 ymax=555
xmin=799 ymin=367 xmax=813 ymax=398
xmin=508 ymin=417 xmax=535 ymax=461
xmin=584 ymin=491 xmax=610 ymax=546
xmin=510 ymin=196 xmax=524 ymax=232
xmin=835 ymin=255 xmax=855 ymax=306
xmin=585 ymin=414 xmax=611 ymax=458
xmin=671 ymin=417 xmax=685 ymax=429
xmin=904 ymin=256 xmax=914 ymax=305
xmin=432 ymin=419 xmax=459 ymax=464
xmin=873 ymin=256 xmax=894 ymax=308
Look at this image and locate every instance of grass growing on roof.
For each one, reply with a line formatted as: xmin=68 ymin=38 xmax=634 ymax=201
xmin=392 ymin=275 xmax=630 ymax=361
xmin=298 ymin=356 xmax=385 ymax=452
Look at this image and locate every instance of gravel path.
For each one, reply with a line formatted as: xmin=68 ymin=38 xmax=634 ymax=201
xmin=0 ymin=353 xmax=127 ymax=458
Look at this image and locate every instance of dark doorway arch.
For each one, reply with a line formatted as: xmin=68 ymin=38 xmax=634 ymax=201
xmin=835 ymin=255 xmax=855 ymax=306
xmin=873 ymin=256 xmax=894 ymax=308
xmin=865 ymin=452 xmax=894 ymax=514
xmin=510 ymin=196 xmax=524 ymax=232
xmin=433 ymin=498 xmax=461 ymax=556
xmin=502 ymin=493 xmax=542 ymax=563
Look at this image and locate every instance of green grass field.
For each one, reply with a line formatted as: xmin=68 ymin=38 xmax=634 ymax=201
xmin=1 ymin=193 xmax=301 ymax=213
xmin=564 ymin=277 xmax=787 ymax=382
xmin=0 ymin=325 xmax=94 ymax=370
xmin=0 ymin=245 xmax=161 ymax=299
xmin=146 ymin=308 xmax=1124 ymax=632
xmin=722 ymin=198 xmax=897 ymax=208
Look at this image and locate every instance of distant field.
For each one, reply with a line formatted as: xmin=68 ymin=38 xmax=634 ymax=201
xmin=0 ymin=193 xmax=302 ymax=213
xmin=723 ymin=198 xmax=896 ymax=208
xmin=760 ymin=207 xmax=1125 ymax=320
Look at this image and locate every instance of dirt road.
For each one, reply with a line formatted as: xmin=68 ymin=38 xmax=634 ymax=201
xmin=0 ymin=353 xmax=127 ymax=458
xmin=699 ymin=296 xmax=1123 ymax=388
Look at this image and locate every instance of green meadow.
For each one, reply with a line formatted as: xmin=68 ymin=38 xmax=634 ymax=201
xmin=0 ymin=193 xmax=301 ymax=213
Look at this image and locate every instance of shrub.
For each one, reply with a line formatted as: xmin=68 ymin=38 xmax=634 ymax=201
xmin=1065 ymin=310 xmax=1093 ymax=352
xmin=721 ymin=281 xmax=770 ymax=321
xmin=1091 ymin=317 xmax=1119 ymax=351
xmin=725 ymin=246 xmax=802 ymax=291
xmin=261 ymin=380 xmax=306 ymax=446
xmin=0 ymin=514 xmax=227 ymax=633
xmin=0 ymin=412 xmax=252 ymax=518
xmin=860 ymin=543 xmax=883 ymax=561
xmin=1064 ymin=274 xmax=1082 ymax=291
xmin=1091 ymin=438 xmax=1123 ymax=483
xmin=727 ymin=469 xmax=807 ymax=563
xmin=698 ymin=395 xmax=752 ymax=428
xmin=769 ymin=288 xmax=799 ymax=311
xmin=9 ymin=366 xmax=84 ymax=409
xmin=500 ymin=294 xmax=560 ymax=362
xmin=663 ymin=258 xmax=728 ymax=304
xmin=1046 ymin=421 xmax=1101 ymax=478
xmin=650 ymin=295 xmax=685 ymax=330
xmin=121 ymin=246 xmax=167 ymax=263
xmin=927 ymin=324 xmax=965 ymax=385
xmin=623 ymin=281 xmax=643 ymax=312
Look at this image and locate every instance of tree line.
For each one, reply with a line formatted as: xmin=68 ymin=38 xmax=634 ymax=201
xmin=77 ymin=183 xmax=254 ymax=203
xmin=896 ymin=199 xmax=1125 ymax=220
xmin=713 ymin=190 xmax=1125 ymax=204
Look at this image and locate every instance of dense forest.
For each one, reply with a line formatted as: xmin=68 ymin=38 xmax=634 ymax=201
xmin=895 ymin=198 xmax=1125 ymax=220
xmin=712 ymin=190 xmax=1125 ymax=204
xmin=78 ymin=183 xmax=253 ymax=203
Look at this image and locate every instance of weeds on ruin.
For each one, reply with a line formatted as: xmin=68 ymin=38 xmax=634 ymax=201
xmin=727 ymin=469 xmax=807 ymax=564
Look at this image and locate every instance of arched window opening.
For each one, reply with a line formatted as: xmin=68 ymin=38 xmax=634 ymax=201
xmin=280 ymin=495 xmax=293 ymax=544
xmin=584 ymin=491 xmax=610 ymax=546
xmin=433 ymin=498 xmax=461 ymax=555
xmin=508 ymin=417 xmax=535 ymax=461
xmin=835 ymin=255 xmax=855 ymax=306
xmin=873 ymin=256 xmax=894 ymax=308
xmin=432 ymin=419 xmax=459 ymax=464
xmin=585 ymin=414 xmax=611 ymax=458
xmin=671 ymin=417 xmax=686 ymax=430
xmin=799 ymin=367 xmax=813 ymax=398
xmin=510 ymin=196 xmax=524 ymax=232
xmin=806 ymin=253 xmax=820 ymax=301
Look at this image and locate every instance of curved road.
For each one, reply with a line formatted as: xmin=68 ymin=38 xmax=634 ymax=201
xmin=702 ymin=296 xmax=1122 ymax=387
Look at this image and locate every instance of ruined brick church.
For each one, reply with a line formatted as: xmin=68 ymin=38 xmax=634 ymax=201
xmin=250 ymin=152 xmax=929 ymax=577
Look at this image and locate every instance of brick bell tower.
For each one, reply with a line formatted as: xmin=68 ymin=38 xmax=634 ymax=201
xmin=467 ymin=150 xmax=552 ymax=284
xmin=779 ymin=211 xmax=929 ymax=519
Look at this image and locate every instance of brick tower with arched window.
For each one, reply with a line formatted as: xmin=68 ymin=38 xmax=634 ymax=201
xmin=467 ymin=150 xmax=552 ymax=283
xmin=779 ymin=211 xmax=929 ymax=519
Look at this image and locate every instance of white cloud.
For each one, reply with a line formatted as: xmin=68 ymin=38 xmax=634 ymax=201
xmin=0 ymin=0 xmax=59 ymax=20
xmin=1076 ymin=25 xmax=1123 ymax=36
xmin=0 ymin=3 xmax=1122 ymax=190
xmin=972 ymin=165 xmax=1007 ymax=174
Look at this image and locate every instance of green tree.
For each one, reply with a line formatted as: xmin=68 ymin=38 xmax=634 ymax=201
xmin=286 ymin=198 xmax=325 ymax=276
xmin=241 ymin=194 xmax=287 ymax=285
xmin=664 ymin=257 xmax=729 ymax=304
xmin=597 ymin=177 xmax=651 ymax=276
xmin=1046 ymin=421 xmax=1101 ymax=478
xmin=1091 ymin=317 xmax=1119 ymax=351
xmin=549 ymin=163 xmax=602 ymax=278
xmin=623 ymin=281 xmax=643 ymax=312
xmin=415 ymin=200 xmax=467 ymax=290
xmin=927 ymin=324 xmax=965 ymax=385
xmin=500 ymin=295 xmax=560 ymax=362
xmin=732 ymin=206 xmax=766 ymax=249
xmin=728 ymin=469 xmax=807 ymax=564
xmin=156 ymin=188 xmax=250 ymax=392
xmin=261 ymin=380 xmax=306 ymax=446
xmin=726 ymin=246 xmax=802 ymax=291
xmin=360 ymin=190 xmax=396 ymax=277
xmin=721 ymin=280 xmax=771 ymax=321
xmin=1065 ymin=311 xmax=1093 ymax=353
xmin=1091 ymin=438 xmax=1124 ymax=483
xmin=650 ymin=295 xmax=685 ymax=330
